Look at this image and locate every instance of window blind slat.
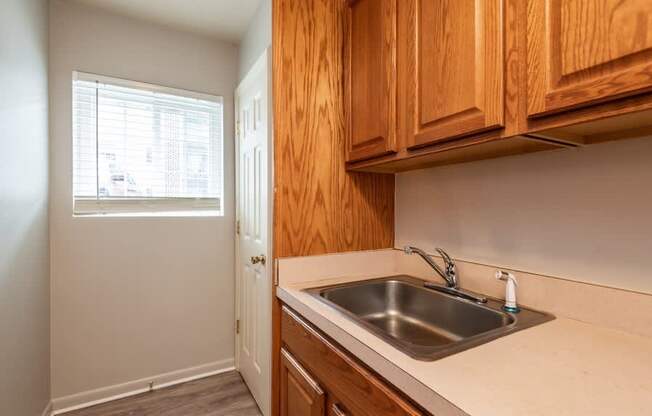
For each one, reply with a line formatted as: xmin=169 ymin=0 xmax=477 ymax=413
xmin=72 ymin=72 xmax=223 ymax=215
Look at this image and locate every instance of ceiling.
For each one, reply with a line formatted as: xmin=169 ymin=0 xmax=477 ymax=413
xmin=67 ymin=0 xmax=262 ymax=43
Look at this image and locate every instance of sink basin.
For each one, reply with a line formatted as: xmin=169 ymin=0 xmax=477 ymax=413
xmin=307 ymin=275 xmax=553 ymax=361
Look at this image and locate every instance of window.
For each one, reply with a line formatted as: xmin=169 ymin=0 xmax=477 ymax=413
xmin=72 ymin=72 xmax=223 ymax=216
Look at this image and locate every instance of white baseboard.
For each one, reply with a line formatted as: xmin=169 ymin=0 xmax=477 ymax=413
xmin=41 ymin=401 xmax=52 ymax=416
xmin=51 ymin=358 xmax=235 ymax=415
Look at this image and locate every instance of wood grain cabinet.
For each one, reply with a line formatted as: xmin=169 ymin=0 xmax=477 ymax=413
xmin=280 ymin=348 xmax=326 ymax=416
xmin=343 ymin=0 xmax=652 ymax=173
xmin=400 ymin=0 xmax=504 ymax=148
xmin=526 ymin=0 xmax=652 ymax=118
xmin=280 ymin=307 xmax=425 ymax=416
xmin=345 ymin=0 xmax=398 ymax=162
xmin=345 ymin=0 xmax=505 ymax=155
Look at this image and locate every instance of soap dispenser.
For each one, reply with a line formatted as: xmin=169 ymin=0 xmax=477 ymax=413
xmin=496 ymin=270 xmax=520 ymax=313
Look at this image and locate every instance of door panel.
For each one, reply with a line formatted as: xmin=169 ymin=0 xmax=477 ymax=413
xmin=420 ymin=0 xmax=477 ymax=123
xmin=403 ymin=0 xmax=504 ymax=148
xmin=345 ymin=0 xmax=398 ymax=162
xmin=527 ymin=0 xmax=652 ymax=117
xmin=280 ymin=349 xmax=326 ymax=416
xmin=237 ymin=51 xmax=270 ymax=416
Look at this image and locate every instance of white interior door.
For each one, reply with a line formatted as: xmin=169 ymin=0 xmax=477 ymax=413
xmin=235 ymin=49 xmax=271 ymax=416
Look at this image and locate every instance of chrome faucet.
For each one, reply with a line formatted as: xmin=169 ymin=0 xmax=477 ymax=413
xmin=403 ymin=246 xmax=458 ymax=288
xmin=403 ymin=245 xmax=487 ymax=304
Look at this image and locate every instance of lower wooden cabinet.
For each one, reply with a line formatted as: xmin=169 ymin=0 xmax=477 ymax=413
xmin=280 ymin=348 xmax=354 ymax=416
xmin=280 ymin=348 xmax=325 ymax=416
xmin=280 ymin=306 xmax=425 ymax=416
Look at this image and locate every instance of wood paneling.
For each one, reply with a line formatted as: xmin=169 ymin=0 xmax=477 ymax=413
xmin=281 ymin=307 xmax=423 ymax=416
xmin=402 ymin=0 xmax=504 ymax=148
xmin=272 ymin=2 xmax=394 ymax=415
xmin=345 ymin=0 xmax=398 ymax=162
xmin=527 ymin=0 xmax=652 ymax=117
xmin=272 ymin=295 xmax=283 ymax=416
xmin=273 ymin=0 xmax=394 ymax=258
xmin=280 ymin=349 xmax=326 ymax=416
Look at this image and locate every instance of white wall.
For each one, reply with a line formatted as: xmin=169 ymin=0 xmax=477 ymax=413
xmin=238 ymin=0 xmax=272 ymax=81
xmin=49 ymin=0 xmax=238 ymax=400
xmin=0 ymin=0 xmax=51 ymax=414
xmin=396 ymin=137 xmax=652 ymax=294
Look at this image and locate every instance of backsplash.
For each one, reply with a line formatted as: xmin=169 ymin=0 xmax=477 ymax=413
xmin=395 ymin=136 xmax=652 ymax=295
xmin=397 ymin=253 xmax=652 ymax=339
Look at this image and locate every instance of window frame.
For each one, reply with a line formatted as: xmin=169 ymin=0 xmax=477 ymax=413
xmin=71 ymin=71 xmax=225 ymax=217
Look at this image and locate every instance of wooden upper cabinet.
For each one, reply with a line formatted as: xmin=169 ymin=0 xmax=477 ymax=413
xmin=280 ymin=348 xmax=326 ymax=416
xmin=345 ymin=0 xmax=398 ymax=162
xmin=401 ymin=0 xmax=504 ymax=149
xmin=527 ymin=0 xmax=652 ymax=117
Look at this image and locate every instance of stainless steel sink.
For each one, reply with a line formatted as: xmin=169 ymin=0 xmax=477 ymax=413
xmin=307 ymin=275 xmax=554 ymax=361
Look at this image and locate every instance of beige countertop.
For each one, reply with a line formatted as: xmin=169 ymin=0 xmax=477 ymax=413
xmin=277 ymin=274 xmax=652 ymax=416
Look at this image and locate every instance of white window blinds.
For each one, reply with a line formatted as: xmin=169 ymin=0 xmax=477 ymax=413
xmin=72 ymin=72 xmax=223 ymax=216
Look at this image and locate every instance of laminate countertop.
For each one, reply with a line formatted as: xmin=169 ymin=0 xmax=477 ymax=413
xmin=277 ymin=275 xmax=652 ymax=416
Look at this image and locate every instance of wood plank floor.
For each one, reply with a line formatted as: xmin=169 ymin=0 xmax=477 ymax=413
xmin=63 ymin=371 xmax=262 ymax=416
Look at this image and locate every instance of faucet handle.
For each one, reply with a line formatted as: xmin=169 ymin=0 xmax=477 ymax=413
xmin=435 ymin=248 xmax=457 ymax=289
xmin=435 ymin=248 xmax=455 ymax=271
xmin=435 ymin=247 xmax=453 ymax=262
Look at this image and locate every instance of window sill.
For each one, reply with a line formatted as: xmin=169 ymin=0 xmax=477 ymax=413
xmin=73 ymin=210 xmax=223 ymax=218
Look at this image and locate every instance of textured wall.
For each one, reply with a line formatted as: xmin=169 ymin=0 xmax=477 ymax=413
xmin=396 ymin=136 xmax=652 ymax=294
xmin=239 ymin=0 xmax=272 ymax=81
xmin=0 ymin=0 xmax=51 ymax=414
xmin=49 ymin=0 xmax=238 ymax=400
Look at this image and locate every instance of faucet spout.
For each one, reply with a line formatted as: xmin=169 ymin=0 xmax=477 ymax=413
xmin=403 ymin=246 xmax=458 ymax=288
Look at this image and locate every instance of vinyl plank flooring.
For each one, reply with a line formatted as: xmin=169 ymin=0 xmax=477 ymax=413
xmin=62 ymin=371 xmax=262 ymax=416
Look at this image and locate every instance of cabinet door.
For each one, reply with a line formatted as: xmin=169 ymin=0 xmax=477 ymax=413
xmin=345 ymin=0 xmax=398 ymax=162
xmin=280 ymin=348 xmax=326 ymax=416
xmin=281 ymin=307 xmax=423 ymax=416
xmin=401 ymin=0 xmax=504 ymax=149
xmin=527 ymin=0 xmax=652 ymax=117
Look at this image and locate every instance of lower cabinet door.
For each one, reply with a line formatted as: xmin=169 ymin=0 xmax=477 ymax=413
xmin=281 ymin=307 xmax=424 ymax=416
xmin=280 ymin=348 xmax=326 ymax=416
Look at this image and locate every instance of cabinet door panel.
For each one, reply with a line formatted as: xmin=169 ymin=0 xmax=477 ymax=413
xmin=345 ymin=0 xmax=397 ymax=162
xmin=403 ymin=0 xmax=504 ymax=148
xmin=280 ymin=348 xmax=326 ymax=416
xmin=281 ymin=307 xmax=423 ymax=416
xmin=527 ymin=0 xmax=652 ymax=117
